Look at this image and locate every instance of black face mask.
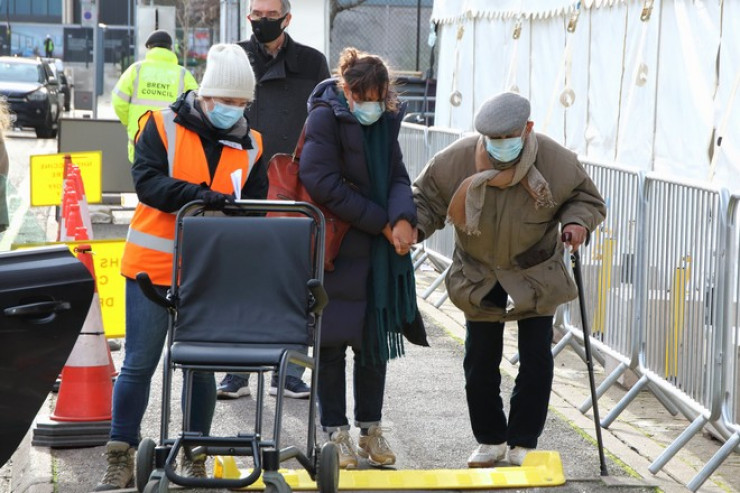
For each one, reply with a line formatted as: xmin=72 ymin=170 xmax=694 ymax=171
xmin=250 ymin=14 xmax=287 ymax=43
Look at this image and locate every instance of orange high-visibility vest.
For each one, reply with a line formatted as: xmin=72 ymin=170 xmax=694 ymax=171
xmin=121 ymin=109 xmax=263 ymax=285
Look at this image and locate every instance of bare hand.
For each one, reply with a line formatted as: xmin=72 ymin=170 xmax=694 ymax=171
xmin=562 ymin=223 xmax=588 ymax=252
xmin=391 ymin=219 xmax=416 ymax=256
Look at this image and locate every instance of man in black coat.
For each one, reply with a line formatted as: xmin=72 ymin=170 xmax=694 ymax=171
xmin=217 ymin=0 xmax=331 ymax=401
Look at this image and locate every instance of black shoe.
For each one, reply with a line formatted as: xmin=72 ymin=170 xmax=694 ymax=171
xmin=216 ymin=374 xmax=251 ymax=399
xmin=269 ymin=376 xmax=310 ymax=399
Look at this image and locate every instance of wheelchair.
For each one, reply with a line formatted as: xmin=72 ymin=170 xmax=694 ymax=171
xmin=134 ymin=199 xmax=339 ymax=493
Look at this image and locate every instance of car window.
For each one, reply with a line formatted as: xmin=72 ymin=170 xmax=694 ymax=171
xmin=0 ymin=62 xmax=41 ymax=83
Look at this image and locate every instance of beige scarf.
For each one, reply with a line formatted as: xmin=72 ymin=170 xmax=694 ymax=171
xmin=447 ymin=134 xmax=555 ymax=235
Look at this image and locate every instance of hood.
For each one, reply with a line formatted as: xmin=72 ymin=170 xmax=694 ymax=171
xmin=306 ymin=77 xmax=355 ymax=123
xmin=0 ymin=81 xmax=43 ymax=97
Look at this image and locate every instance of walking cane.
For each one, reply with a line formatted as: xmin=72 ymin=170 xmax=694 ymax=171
xmin=563 ymin=232 xmax=609 ymax=476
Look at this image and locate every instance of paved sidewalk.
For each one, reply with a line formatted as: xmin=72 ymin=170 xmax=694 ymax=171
xmin=415 ymin=265 xmax=740 ymax=493
xmin=5 ymin=263 xmax=739 ymax=492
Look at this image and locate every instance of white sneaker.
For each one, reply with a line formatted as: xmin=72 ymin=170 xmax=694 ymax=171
xmin=508 ymin=446 xmax=533 ymax=466
xmin=466 ymin=443 xmax=507 ymax=468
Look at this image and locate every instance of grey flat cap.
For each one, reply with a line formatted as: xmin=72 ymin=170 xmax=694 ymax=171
xmin=474 ymin=92 xmax=531 ymax=137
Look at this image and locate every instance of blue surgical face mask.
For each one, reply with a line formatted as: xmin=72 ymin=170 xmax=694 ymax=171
xmin=205 ymin=102 xmax=245 ymax=129
xmin=485 ymin=133 xmax=525 ymax=163
xmin=351 ymin=100 xmax=385 ymax=126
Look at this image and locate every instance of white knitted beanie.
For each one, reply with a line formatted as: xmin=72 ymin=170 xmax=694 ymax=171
xmin=199 ymin=44 xmax=255 ymax=100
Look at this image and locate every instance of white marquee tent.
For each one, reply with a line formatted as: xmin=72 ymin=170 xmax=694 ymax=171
xmin=430 ymin=0 xmax=739 ymax=190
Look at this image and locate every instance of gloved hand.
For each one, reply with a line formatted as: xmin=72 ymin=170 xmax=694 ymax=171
xmin=200 ymin=189 xmax=235 ymax=210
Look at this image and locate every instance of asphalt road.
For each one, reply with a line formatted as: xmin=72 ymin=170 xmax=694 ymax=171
xmin=42 ymin=310 xmax=657 ymax=493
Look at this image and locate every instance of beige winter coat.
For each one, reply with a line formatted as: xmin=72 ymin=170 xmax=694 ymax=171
xmin=413 ymin=133 xmax=606 ymax=322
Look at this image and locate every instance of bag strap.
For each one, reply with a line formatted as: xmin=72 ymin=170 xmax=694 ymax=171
xmin=293 ymin=101 xmax=331 ymax=161
xmin=292 ymin=124 xmax=308 ymax=161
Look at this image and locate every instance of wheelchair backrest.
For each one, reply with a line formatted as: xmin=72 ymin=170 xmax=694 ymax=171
xmin=173 ymin=215 xmax=314 ymax=347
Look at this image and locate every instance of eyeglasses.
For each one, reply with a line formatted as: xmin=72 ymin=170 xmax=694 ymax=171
xmin=210 ymin=97 xmax=252 ymax=109
xmin=249 ymin=10 xmax=284 ymax=21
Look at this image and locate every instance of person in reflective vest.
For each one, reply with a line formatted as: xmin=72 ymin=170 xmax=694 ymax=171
xmin=95 ymin=44 xmax=265 ymax=491
xmin=43 ymin=35 xmax=54 ymax=57
xmin=112 ymin=29 xmax=198 ymax=163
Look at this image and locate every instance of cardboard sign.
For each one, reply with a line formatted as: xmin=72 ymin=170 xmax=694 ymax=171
xmin=30 ymin=151 xmax=102 ymax=206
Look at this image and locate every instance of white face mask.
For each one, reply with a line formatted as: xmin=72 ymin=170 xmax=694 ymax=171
xmin=351 ymin=100 xmax=385 ymax=126
xmin=485 ymin=127 xmax=527 ymax=163
xmin=205 ymin=101 xmax=245 ymax=129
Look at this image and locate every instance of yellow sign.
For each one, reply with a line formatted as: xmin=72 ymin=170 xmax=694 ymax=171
xmin=15 ymin=239 xmax=126 ymax=338
xmin=30 ymin=151 xmax=103 ymax=207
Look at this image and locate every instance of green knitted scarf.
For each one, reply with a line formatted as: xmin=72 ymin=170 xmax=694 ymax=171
xmin=360 ymin=114 xmax=418 ymax=364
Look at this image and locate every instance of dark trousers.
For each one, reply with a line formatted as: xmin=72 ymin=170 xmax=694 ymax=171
xmin=317 ymin=344 xmax=387 ymax=431
xmin=464 ymin=283 xmax=554 ymax=449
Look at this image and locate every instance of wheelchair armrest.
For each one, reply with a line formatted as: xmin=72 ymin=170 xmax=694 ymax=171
xmin=136 ymin=272 xmax=174 ymax=309
xmin=307 ymin=279 xmax=328 ymax=315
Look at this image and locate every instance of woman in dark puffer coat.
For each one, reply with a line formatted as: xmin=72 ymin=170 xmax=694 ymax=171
xmin=299 ymin=47 xmax=419 ymax=469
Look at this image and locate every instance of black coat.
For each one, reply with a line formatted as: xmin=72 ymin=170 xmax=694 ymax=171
xmin=238 ymin=34 xmax=330 ymax=164
xmin=132 ymin=91 xmax=268 ymax=212
xmin=300 ymin=79 xmax=417 ymax=347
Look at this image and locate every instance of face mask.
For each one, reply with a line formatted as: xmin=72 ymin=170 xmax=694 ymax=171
xmin=351 ymin=100 xmax=385 ymax=126
xmin=485 ymin=134 xmax=525 ymax=163
xmin=250 ymin=14 xmax=287 ymax=43
xmin=205 ymin=102 xmax=245 ymax=129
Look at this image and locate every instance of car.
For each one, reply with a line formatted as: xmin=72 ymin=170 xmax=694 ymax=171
xmin=0 ymin=56 xmax=62 ymax=138
xmin=0 ymin=245 xmax=94 ymax=467
xmin=43 ymin=57 xmax=72 ymax=112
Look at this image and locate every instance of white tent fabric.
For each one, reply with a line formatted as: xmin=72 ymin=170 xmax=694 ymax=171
xmin=429 ymin=0 xmax=740 ymax=190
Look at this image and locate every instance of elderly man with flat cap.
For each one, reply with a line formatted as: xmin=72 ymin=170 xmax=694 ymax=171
xmin=412 ymin=91 xmax=606 ymax=467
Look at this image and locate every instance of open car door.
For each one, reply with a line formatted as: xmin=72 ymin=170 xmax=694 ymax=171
xmin=0 ymin=245 xmax=94 ymax=467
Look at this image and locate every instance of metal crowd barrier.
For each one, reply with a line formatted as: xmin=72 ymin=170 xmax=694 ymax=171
xmin=628 ymin=178 xmax=723 ymax=484
xmin=561 ymin=162 xmax=642 ymax=412
xmin=399 ymin=122 xmax=740 ymax=491
xmin=688 ymin=192 xmax=740 ymax=490
xmin=399 ymin=123 xmax=463 ymax=307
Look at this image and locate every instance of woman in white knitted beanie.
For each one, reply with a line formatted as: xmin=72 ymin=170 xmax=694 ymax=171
xmin=199 ymin=43 xmax=256 ymax=129
xmin=95 ymin=43 xmax=267 ymax=490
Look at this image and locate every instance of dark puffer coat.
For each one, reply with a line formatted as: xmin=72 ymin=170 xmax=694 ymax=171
xmin=300 ymin=79 xmax=417 ymax=347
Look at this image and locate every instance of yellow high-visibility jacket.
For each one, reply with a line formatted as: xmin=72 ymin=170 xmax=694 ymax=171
xmin=112 ymin=47 xmax=198 ymax=162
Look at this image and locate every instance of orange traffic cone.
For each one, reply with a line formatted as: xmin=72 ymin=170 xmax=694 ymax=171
xmin=32 ymin=246 xmax=112 ymax=447
xmin=75 ymin=245 xmax=117 ymax=378
xmin=57 ymin=181 xmax=78 ymax=241
xmin=50 ymin=330 xmax=112 ymax=422
xmin=65 ymin=203 xmax=89 ymax=241
xmin=71 ymin=166 xmax=94 ymax=239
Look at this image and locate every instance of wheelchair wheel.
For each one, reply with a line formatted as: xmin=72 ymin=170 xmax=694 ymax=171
xmin=142 ymin=480 xmax=159 ymax=493
xmin=316 ymin=441 xmax=339 ymax=493
xmin=135 ymin=438 xmax=156 ymax=492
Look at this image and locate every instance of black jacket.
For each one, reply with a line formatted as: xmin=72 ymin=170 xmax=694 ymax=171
xmin=238 ymin=33 xmax=330 ymax=164
xmin=132 ymin=91 xmax=268 ymax=213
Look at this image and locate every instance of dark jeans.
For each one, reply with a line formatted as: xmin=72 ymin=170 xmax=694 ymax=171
xmin=110 ymin=278 xmax=216 ymax=446
xmin=317 ymin=344 xmax=387 ymax=432
xmin=464 ymin=283 xmax=554 ymax=449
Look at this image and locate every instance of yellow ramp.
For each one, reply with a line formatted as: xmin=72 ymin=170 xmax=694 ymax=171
xmin=213 ymin=451 xmax=565 ymax=490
